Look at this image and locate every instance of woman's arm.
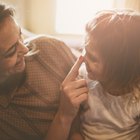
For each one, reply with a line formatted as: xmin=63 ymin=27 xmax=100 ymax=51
xmin=45 ymin=56 xmax=88 ymax=140
xmin=45 ymin=111 xmax=73 ymax=140
xmin=45 ymin=113 xmax=84 ymax=140
xmin=69 ymin=114 xmax=84 ymax=140
xmin=70 ymin=133 xmax=84 ymax=140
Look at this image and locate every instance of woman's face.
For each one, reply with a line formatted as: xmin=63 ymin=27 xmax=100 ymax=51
xmin=84 ymin=43 xmax=104 ymax=81
xmin=0 ymin=16 xmax=29 ymax=80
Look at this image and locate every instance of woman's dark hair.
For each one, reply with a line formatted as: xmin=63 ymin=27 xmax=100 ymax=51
xmin=86 ymin=10 xmax=140 ymax=94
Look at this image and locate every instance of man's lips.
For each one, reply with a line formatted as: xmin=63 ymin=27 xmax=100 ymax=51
xmin=15 ymin=57 xmax=24 ymax=66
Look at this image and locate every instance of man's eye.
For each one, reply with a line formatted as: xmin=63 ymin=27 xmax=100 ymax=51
xmin=19 ymin=33 xmax=24 ymax=41
xmin=4 ymin=43 xmax=18 ymax=58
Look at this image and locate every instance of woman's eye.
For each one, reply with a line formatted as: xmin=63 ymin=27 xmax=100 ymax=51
xmin=91 ymin=56 xmax=97 ymax=62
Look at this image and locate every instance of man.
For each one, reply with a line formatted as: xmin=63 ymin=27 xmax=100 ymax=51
xmin=0 ymin=3 xmax=76 ymax=140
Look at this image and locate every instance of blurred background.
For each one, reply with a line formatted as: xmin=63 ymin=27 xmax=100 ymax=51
xmin=1 ymin=0 xmax=140 ymax=47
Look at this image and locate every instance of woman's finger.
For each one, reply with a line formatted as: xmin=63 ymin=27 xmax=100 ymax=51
xmin=71 ymin=87 xmax=88 ymax=98
xmin=63 ymin=56 xmax=84 ymax=83
xmin=72 ymin=93 xmax=88 ymax=106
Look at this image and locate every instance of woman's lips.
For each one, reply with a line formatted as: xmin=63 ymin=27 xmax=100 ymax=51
xmin=86 ymin=66 xmax=91 ymax=74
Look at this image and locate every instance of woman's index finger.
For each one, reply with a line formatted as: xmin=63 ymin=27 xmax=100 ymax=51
xmin=63 ymin=56 xmax=84 ymax=83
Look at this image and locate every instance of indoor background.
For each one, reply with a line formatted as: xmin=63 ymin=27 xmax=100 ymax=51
xmin=1 ymin=0 xmax=140 ymax=47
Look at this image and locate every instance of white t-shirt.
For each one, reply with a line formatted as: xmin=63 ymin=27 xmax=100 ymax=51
xmin=80 ymin=81 xmax=140 ymax=140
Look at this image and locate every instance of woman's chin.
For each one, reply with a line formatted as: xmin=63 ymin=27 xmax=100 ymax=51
xmin=88 ymin=72 xmax=99 ymax=81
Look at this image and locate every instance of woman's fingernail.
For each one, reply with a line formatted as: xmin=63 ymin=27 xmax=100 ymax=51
xmin=79 ymin=55 xmax=83 ymax=61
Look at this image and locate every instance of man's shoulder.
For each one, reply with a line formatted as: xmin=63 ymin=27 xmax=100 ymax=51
xmin=26 ymin=35 xmax=76 ymax=71
xmin=24 ymin=35 xmax=68 ymax=50
xmin=25 ymin=35 xmax=76 ymax=59
xmin=24 ymin=35 xmax=76 ymax=80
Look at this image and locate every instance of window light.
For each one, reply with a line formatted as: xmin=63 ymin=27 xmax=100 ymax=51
xmin=56 ymin=0 xmax=115 ymax=35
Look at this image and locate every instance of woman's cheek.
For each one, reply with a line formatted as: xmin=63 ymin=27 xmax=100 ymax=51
xmin=91 ymin=63 xmax=98 ymax=72
xmin=90 ymin=64 xmax=101 ymax=78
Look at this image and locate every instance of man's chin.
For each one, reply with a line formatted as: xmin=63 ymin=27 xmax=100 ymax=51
xmin=15 ymin=67 xmax=25 ymax=74
xmin=8 ymin=64 xmax=25 ymax=75
xmin=0 ymin=70 xmax=26 ymax=93
xmin=15 ymin=62 xmax=26 ymax=73
xmin=1 ymin=68 xmax=25 ymax=83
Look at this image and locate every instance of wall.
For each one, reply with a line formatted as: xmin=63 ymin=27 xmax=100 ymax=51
xmin=26 ymin=0 xmax=56 ymax=35
xmin=1 ymin=0 xmax=140 ymax=34
xmin=0 ymin=0 xmax=83 ymax=48
xmin=4 ymin=0 xmax=139 ymax=47
xmin=1 ymin=0 xmax=57 ymax=35
xmin=1 ymin=0 xmax=26 ymax=27
xmin=125 ymin=0 xmax=140 ymax=12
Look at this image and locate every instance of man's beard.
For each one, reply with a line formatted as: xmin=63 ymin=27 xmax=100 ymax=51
xmin=0 ymin=71 xmax=26 ymax=94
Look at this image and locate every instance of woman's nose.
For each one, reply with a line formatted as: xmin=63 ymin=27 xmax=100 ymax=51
xmin=83 ymin=54 xmax=87 ymax=63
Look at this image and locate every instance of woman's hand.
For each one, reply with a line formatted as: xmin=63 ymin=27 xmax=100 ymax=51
xmin=59 ymin=56 xmax=88 ymax=120
xmin=45 ymin=56 xmax=88 ymax=140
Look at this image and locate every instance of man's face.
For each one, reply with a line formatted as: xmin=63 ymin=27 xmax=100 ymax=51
xmin=0 ymin=16 xmax=28 ymax=81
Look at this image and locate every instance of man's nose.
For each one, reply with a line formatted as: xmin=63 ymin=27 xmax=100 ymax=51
xmin=17 ymin=41 xmax=29 ymax=55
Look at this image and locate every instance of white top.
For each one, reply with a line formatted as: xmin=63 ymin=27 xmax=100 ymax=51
xmin=80 ymin=81 xmax=140 ymax=140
